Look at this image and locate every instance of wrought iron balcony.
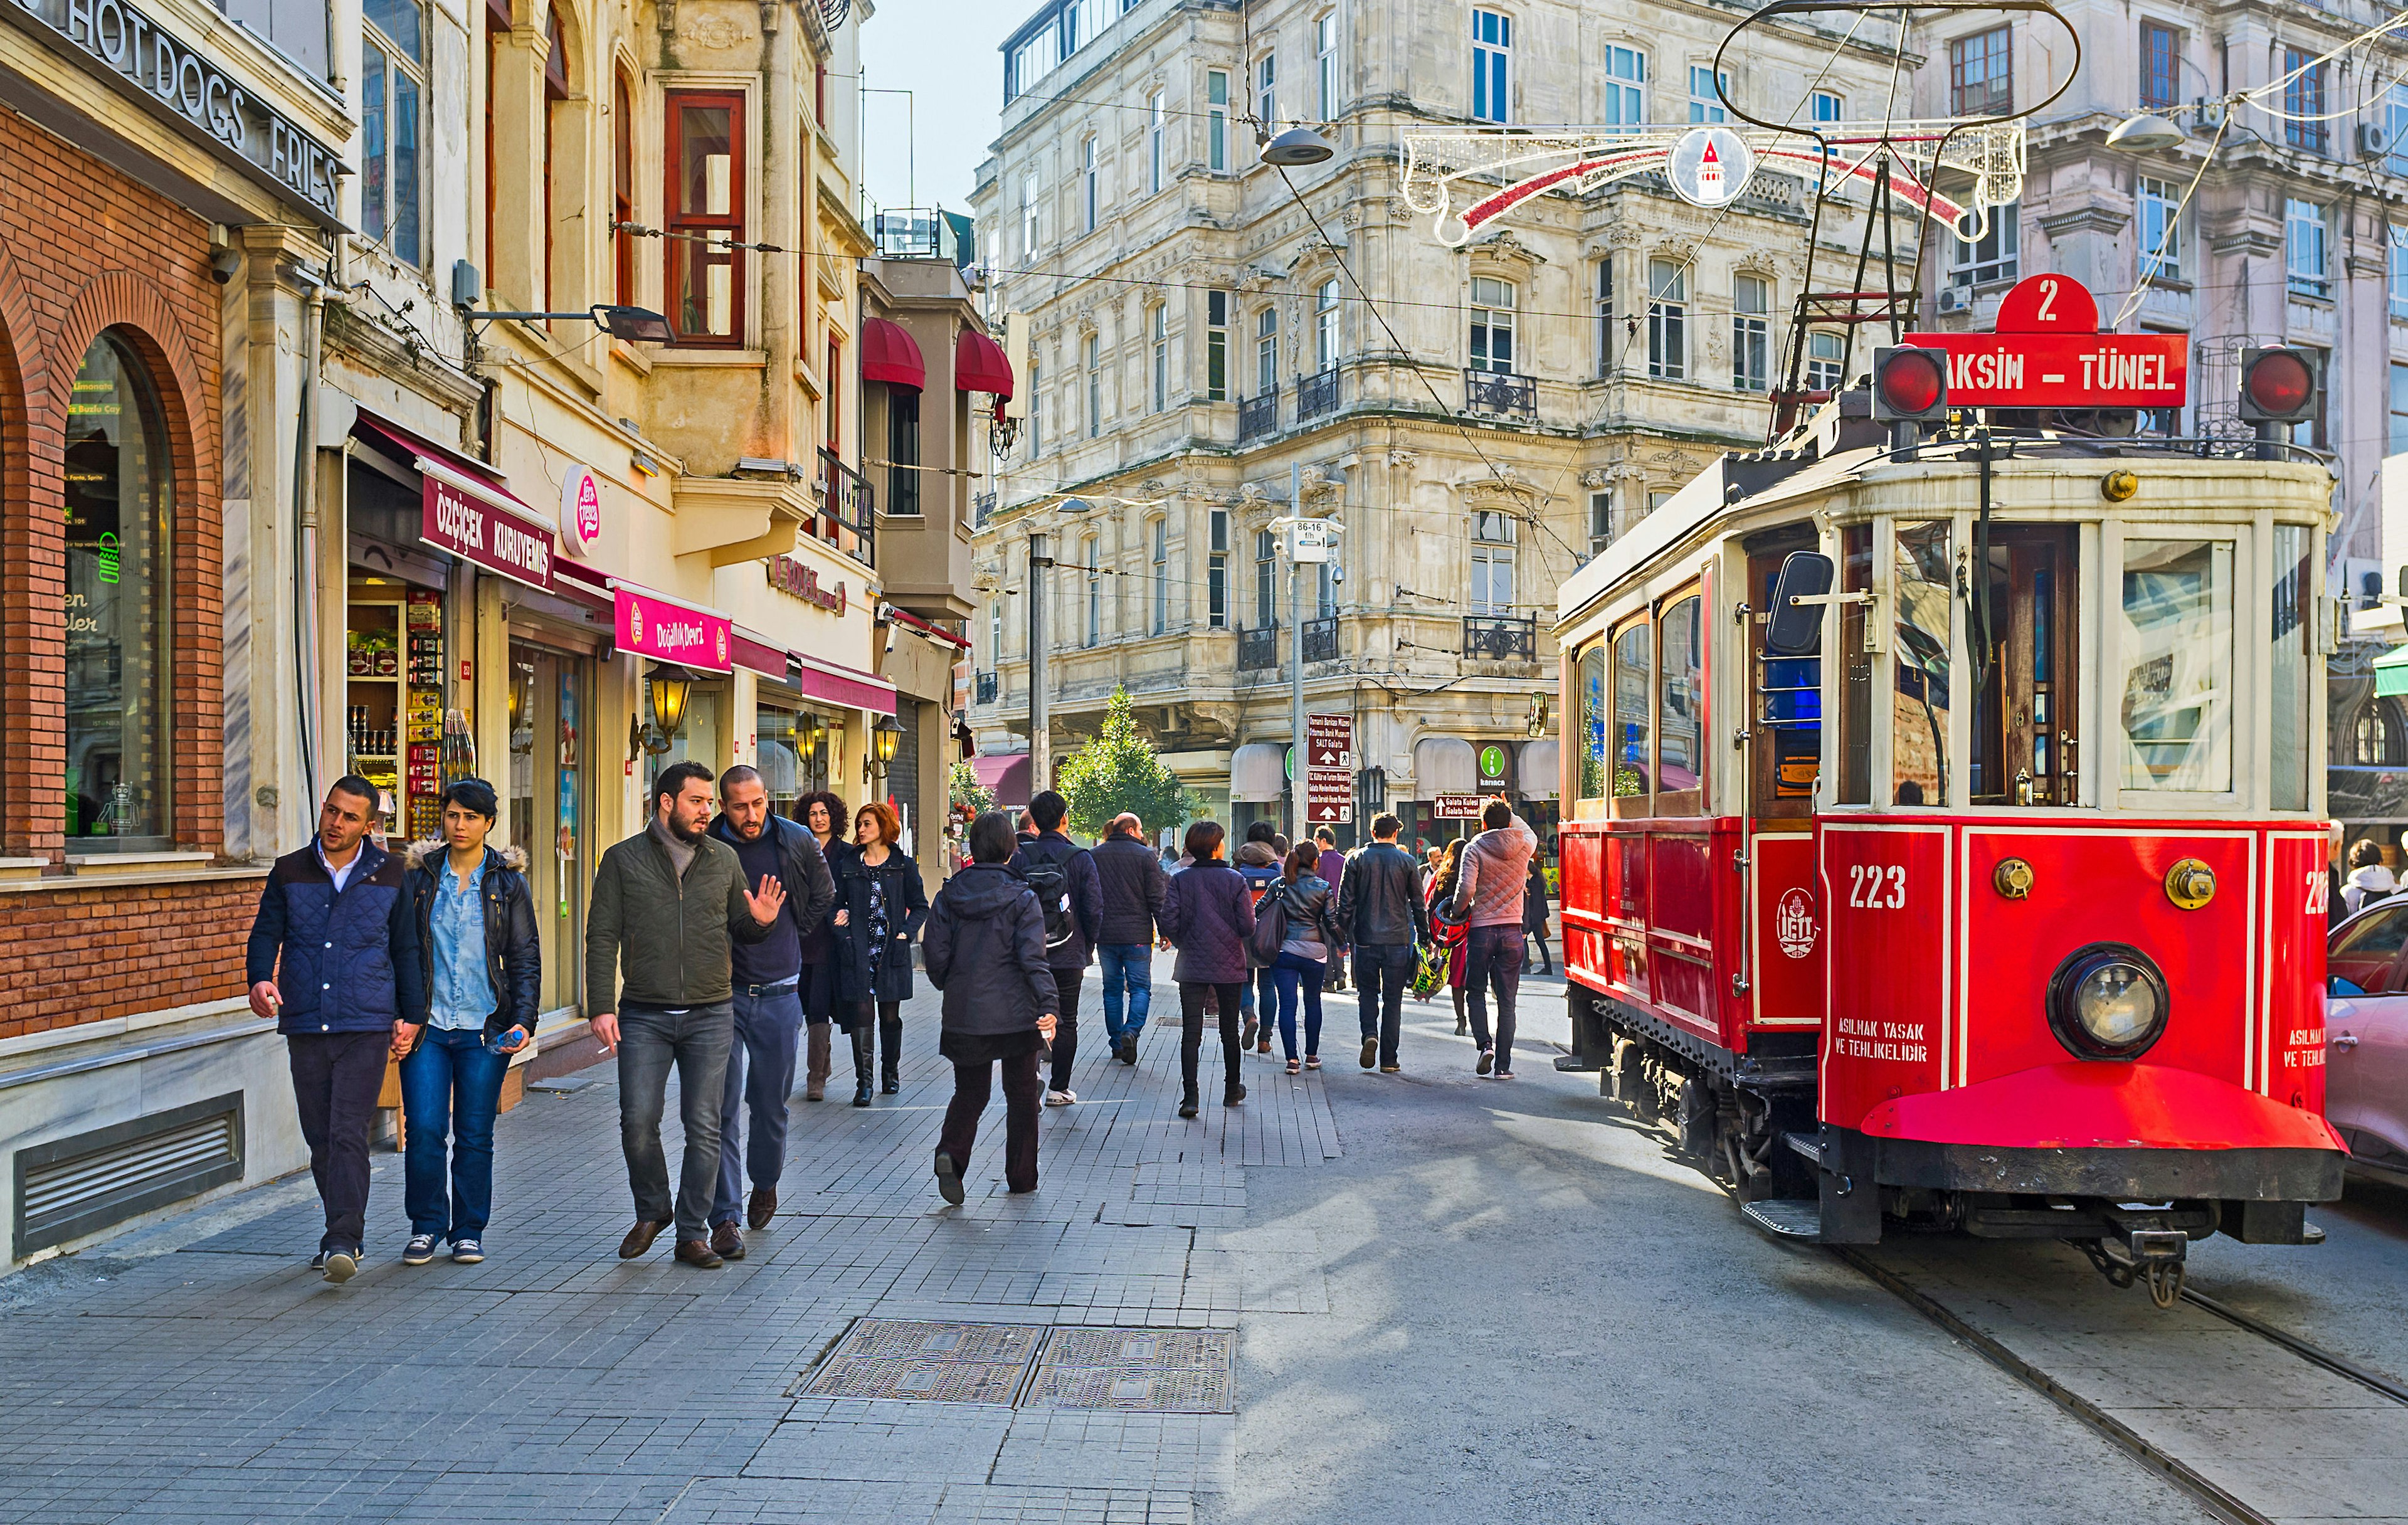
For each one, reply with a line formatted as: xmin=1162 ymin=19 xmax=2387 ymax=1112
xmin=1238 ymin=389 xmax=1279 ymax=442
xmin=1296 ymin=367 xmax=1339 ymax=421
xmin=1237 ymin=623 xmax=1279 ymax=672
xmin=974 ymin=670 xmax=999 ymax=705
xmin=1462 ymin=368 xmax=1536 ymax=421
xmin=1302 ymin=616 xmax=1339 ymax=664
xmin=1463 ymin=613 xmax=1537 ymax=662
xmin=816 ymin=448 xmax=877 ymax=567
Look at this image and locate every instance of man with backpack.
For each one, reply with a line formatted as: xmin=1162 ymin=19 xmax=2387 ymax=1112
xmin=1010 ymin=790 xmax=1103 ymax=1105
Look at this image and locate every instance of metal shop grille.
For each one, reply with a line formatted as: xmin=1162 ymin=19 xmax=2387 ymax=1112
xmin=15 ymin=1092 xmax=245 ymax=1256
xmin=798 ymin=1321 xmax=1236 ymax=1413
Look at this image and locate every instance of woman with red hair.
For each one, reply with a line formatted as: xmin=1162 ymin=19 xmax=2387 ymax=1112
xmin=830 ymin=800 xmax=929 ymax=1105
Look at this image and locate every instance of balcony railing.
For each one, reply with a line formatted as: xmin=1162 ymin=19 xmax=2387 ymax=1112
xmin=1237 ymin=623 xmax=1279 ymax=671
xmin=1238 ymin=389 xmax=1279 ymax=442
xmin=1297 ymin=367 xmax=1339 ymax=421
xmin=974 ymin=491 xmax=996 ymax=527
xmin=1463 ymin=368 xmax=1536 ymax=421
xmin=1463 ymin=613 xmax=1537 ymax=662
xmin=1302 ymin=616 xmax=1339 ymax=664
xmin=816 ymin=448 xmax=877 ymax=567
xmin=872 ymin=206 xmax=965 ymax=263
xmin=975 ymin=670 xmax=999 ymax=705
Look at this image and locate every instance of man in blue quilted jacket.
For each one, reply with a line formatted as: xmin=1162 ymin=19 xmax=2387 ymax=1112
xmin=246 ymin=776 xmax=428 ymax=1284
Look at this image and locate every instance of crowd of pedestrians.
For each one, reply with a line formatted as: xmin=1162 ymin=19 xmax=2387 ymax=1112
xmin=246 ymin=769 xmax=1550 ymax=1279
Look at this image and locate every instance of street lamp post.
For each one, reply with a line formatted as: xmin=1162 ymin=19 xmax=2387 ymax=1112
xmin=1287 ymin=462 xmax=1307 ymax=843
xmin=1028 ymin=530 xmax=1050 ymax=801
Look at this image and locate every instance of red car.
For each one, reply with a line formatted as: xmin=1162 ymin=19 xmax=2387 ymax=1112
xmin=2326 ymin=902 xmax=2408 ymax=1185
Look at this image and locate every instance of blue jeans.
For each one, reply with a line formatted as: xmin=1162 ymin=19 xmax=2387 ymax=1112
xmin=1353 ymin=942 xmax=1415 ymax=1068
xmin=1097 ymin=944 xmax=1153 ymax=1043
xmin=400 ymin=1026 xmax=512 ymax=1242
xmin=1464 ymin=924 xmax=1526 ymax=1071
xmin=1272 ymin=950 xmax=1326 ymax=1060
xmin=714 ymin=984 xmax=806 ymax=1228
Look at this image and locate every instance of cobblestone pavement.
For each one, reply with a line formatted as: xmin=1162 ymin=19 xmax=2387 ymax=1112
xmin=0 ymin=958 xmax=2227 ymax=1524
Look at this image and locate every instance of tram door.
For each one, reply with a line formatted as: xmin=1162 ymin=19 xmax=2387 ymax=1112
xmin=1745 ymin=533 xmax=1826 ymax=1022
xmin=1968 ymin=527 xmax=2078 ymax=806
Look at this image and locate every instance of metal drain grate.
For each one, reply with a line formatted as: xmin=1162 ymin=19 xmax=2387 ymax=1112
xmin=801 ymin=1319 xmax=1047 ymax=1405
xmin=1022 ymin=1327 xmax=1235 ymax=1413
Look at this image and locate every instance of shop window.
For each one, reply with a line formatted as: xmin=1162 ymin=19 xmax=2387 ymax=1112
xmin=1610 ymin=616 xmax=1652 ymax=814
xmin=1657 ymin=593 xmax=1702 ymax=811
xmin=64 ymin=334 xmax=172 ymax=850
xmin=362 ymin=0 xmax=426 ymax=263
xmin=666 ymin=90 xmax=746 ymax=346
xmin=887 ymin=386 xmax=921 ymax=515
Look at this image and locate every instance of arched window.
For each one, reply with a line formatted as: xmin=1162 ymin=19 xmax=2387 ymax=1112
xmin=64 ymin=334 xmax=172 ymax=849
xmin=2355 ymin=702 xmax=2408 ymax=766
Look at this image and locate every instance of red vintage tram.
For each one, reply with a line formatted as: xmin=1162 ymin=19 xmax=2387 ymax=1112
xmin=1552 ymin=276 xmax=2347 ymax=1302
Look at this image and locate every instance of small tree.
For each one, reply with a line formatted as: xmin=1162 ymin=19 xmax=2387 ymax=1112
xmin=949 ymin=759 xmax=996 ymax=819
xmin=1057 ymin=687 xmax=1201 ymax=841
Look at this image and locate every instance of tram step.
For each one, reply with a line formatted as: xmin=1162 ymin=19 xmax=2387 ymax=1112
xmin=1739 ymin=1198 xmax=1824 ymax=1242
xmin=1553 ymin=1053 xmax=1602 ymax=1072
xmin=1781 ymin=1130 xmax=1824 ymax=1168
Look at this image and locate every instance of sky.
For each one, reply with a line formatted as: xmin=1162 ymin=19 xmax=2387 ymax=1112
xmin=857 ymin=0 xmax=1021 ymax=218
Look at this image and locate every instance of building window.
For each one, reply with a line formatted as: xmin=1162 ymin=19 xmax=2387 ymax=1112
xmin=1207 ymin=289 xmax=1230 ymax=399
xmin=665 ymin=90 xmax=744 ymax=345
xmin=1084 ymin=332 xmax=1101 ymax=437
xmin=1594 ymin=256 xmax=1615 ymax=376
xmin=2140 ymin=21 xmax=2178 ymax=107
xmin=2387 ymin=85 xmax=2408 ymax=176
xmin=1950 ymin=26 xmax=2011 ymax=116
xmin=1472 ymin=8 xmax=1510 ymax=124
xmin=1020 ymin=173 xmax=1039 ymax=257
xmin=1603 ymin=44 xmax=1644 ymax=129
xmin=1806 ymin=330 xmax=1845 ymax=392
xmin=826 ymin=332 xmax=842 ymax=449
xmin=887 ymin=387 xmax=921 ymax=515
xmin=2391 ymin=226 xmax=2408 ymax=321
xmin=613 ymin=69 xmax=636 ymax=305
xmin=2288 ymin=198 xmax=2330 ymax=299
xmin=1208 ymin=509 xmax=1229 ymax=627
xmin=1151 ymin=304 xmax=1169 ymax=409
xmin=1208 ymin=69 xmax=1229 ymax=171
xmin=362 ymin=0 xmax=425 ymax=262
xmin=1080 ymin=137 xmax=1097 ymax=233
xmin=541 ymin=11 xmax=569 ymax=310
xmin=2390 ymin=362 xmax=2408 ymax=456
xmin=1314 ymin=278 xmax=1340 ymax=371
xmin=2284 ymin=50 xmax=2328 ymax=155
xmin=1151 ymin=519 xmax=1168 ymax=633
xmin=1688 ymin=65 xmax=1727 ymax=122
xmin=2137 ymin=176 xmax=2181 ymax=283
xmin=1588 ymin=488 xmax=1613 ymax=557
xmin=1148 ymin=90 xmax=1164 ymax=191
xmin=1733 ymin=274 xmax=1768 ymax=391
xmin=1256 ymin=527 xmax=1277 ymax=626
xmin=65 ymin=332 xmax=172 ymax=850
xmin=1645 ymin=258 xmax=1686 ymax=379
xmin=1950 ymin=204 xmax=2019 ymax=287
xmin=1027 ymin=361 xmax=1041 ymax=459
xmin=1315 ymin=12 xmax=1338 ymax=119
xmin=1257 ymin=51 xmax=1277 ymax=130
xmin=1812 ymin=88 xmax=1842 ymax=123
xmin=989 ymin=598 xmax=1003 ymax=665
xmin=1469 ymin=276 xmax=1516 ymax=373
xmin=1255 ymin=306 xmax=1279 ymax=396
xmin=1084 ymin=539 xmax=1101 ymax=648
xmin=2355 ymin=704 xmax=2408 ymax=766
xmin=1470 ymin=510 xmax=1516 ymax=615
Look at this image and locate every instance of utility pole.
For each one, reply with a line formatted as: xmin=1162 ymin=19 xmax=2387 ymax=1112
xmin=1287 ymin=462 xmax=1307 ymax=844
xmin=1028 ymin=530 xmax=1050 ymax=798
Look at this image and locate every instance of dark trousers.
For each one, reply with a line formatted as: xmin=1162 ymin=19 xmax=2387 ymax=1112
xmin=848 ymin=1000 xmax=903 ymax=1082
xmin=399 ymin=1026 xmax=510 ymax=1242
xmin=1354 ymin=942 xmax=1415 ymax=1068
xmin=1526 ymin=924 xmax=1553 ymax=973
xmin=1464 ymin=924 xmax=1526 ymax=1070
xmin=1178 ymin=981 xmax=1244 ymax=1100
xmin=713 ymin=984 xmax=805 ymax=1227
xmin=287 ymin=1031 xmax=389 ymax=1253
xmin=1048 ymin=968 xmax=1086 ymax=1093
xmin=938 ymin=1049 xmax=1043 ymax=1192
xmin=617 ymin=1001 xmax=735 ymax=1241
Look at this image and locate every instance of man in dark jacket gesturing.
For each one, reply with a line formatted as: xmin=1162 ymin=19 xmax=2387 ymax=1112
xmin=1090 ymin=812 xmax=1168 ymax=1067
xmin=246 ymin=776 xmax=428 ymax=1284
xmin=586 ymin=761 xmax=785 ymax=1269
xmin=702 ymin=765 xmax=835 ymax=1261
xmin=1334 ymin=812 xmax=1431 ymax=1074
xmin=1008 ymin=790 xmax=1103 ymax=1105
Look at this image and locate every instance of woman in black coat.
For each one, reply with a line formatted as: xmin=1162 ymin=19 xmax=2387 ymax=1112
xmin=791 ymin=789 xmax=849 ymax=1099
xmin=1156 ymin=820 xmax=1255 ymax=1118
xmin=830 ymin=799 xmax=929 ymax=1105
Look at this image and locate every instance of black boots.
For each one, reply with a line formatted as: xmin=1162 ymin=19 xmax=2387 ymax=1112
xmin=880 ymin=1013 xmax=902 ymax=1094
xmin=850 ymin=1026 xmax=875 ymax=1107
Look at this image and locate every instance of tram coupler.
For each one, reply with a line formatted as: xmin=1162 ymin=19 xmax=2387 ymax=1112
xmin=2099 ymin=1227 xmax=2189 ymax=1272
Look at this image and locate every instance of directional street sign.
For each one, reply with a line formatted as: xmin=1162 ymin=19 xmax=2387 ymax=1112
xmin=1306 ymin=768 xmax=1352 ymax=823
xmin=1306 ymin=713 xmax=1354 ymax=769
xmin=1900 ymin=272 xmax=2188 ymax=410
xmin=1433 ymin=794 xmax=1486 ymax=821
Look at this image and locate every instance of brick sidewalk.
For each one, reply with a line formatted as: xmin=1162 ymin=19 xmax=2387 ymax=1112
xmin=0 ymin=954 xmax=1487 ymax=1525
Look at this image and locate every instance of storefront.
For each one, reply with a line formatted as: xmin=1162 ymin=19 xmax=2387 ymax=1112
xmin=1403 ymin=736 xmax=1557 ymax=858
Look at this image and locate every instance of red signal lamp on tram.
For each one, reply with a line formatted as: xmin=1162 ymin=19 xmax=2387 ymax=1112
xmin=2237 ymin=347 xmax=2318 ymax=423
xmin=1871 ymin=347 xmax=1948 ymax=420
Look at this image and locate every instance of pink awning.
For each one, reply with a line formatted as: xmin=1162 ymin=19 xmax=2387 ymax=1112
xmin=971 ymin=753 xmax=1031 ymax=808
xmin=861 ymin=317 xmax=925 ymax=389
xmin=954 ymin=327 xmax=1013 ymax=398
xmin=793 ymin=651 xmax=896 ymax=715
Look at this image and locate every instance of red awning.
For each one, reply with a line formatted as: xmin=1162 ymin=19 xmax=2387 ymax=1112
xmin=860 ymin=317 xmax=925 ymax=389
xmin=972 ymin=753 xmax=1032 ymax=808
xmin=954 ymin=327 xmax=1013 ymax=399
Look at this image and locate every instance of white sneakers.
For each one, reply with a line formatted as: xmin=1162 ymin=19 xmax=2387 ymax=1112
xmin=1044 ymin=1089 xmax=1078 ymax=1107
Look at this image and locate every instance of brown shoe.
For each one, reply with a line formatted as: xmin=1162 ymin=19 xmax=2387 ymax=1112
xmin=710 ymin=1220 xmax=745 ymax=1260
xmin=747 ymin=1188 xmax=776 ymax=1229
xmin=674 ymin=1238 xmax=725 ymax=1269
xmin=618 ymin=1220 xmax=668 ymax=1260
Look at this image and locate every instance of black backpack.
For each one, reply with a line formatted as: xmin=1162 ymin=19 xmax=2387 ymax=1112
xmin=1020 ymin=849 xmax=1080 ymax=953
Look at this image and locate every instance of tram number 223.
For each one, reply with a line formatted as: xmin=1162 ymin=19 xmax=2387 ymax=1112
xmin=1847 ymin=863 xmax=1908 ymax=910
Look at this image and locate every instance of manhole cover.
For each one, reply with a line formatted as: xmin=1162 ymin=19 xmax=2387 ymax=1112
xmin=1022 ymin=1326 xmax=1235 ymax=1413
xmin=801 ymin=1319 xmax=1047 ymax=1405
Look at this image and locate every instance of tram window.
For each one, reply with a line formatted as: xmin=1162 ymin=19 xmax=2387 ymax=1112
xmin=1575 ymin=641 xmax=1612 ymax=815
xmin=1657 ymin=593 xmax=1703 ymax=814
xmin=1893 ymin=522 xmax=1952 ymax=807
xmin=1612 ymin=618 xmax=1653 ymax=816
xmin=1750 ymin=544 xmax=1823 ymax=817
xmin=1968 ymin=528 xmax=2078 ymax=806
xmin=2119 ymin=539 xmax=2234 ymax=793
xmin=2271 ymin=524 xmax=2312 ymax=811
xmin=1837 ymin=524 xmax=1873 ymax=804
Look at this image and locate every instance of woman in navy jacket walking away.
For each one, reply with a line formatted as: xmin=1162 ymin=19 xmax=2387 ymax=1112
xmin=923 ymin=811 xmax=1059 ymax=1200
xmin=1157 ymin=821 xmax=1255 ymax=1119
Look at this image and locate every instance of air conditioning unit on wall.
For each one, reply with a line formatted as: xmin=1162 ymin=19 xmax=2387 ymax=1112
xmin=2360 ymin=122 xmax=2393 ymax=161
xmin=1936 ymin=286 xmax=1972 ymax=315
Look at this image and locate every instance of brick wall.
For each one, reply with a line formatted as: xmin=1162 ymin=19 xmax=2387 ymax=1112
xmin=0 ymin=877 xmax=261 ymax=1040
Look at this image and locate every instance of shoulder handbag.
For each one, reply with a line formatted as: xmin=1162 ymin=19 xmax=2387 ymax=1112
xmin=1245 ymin=884 xmax=1289 ymax=965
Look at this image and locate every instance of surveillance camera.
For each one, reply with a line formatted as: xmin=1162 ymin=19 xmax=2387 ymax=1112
xmin=1331 ymin=564 xmax=1345 ymax=584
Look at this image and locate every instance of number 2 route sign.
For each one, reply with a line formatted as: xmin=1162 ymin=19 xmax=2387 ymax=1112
xmin=1900 ymin=273 xmax=2185 ymax=410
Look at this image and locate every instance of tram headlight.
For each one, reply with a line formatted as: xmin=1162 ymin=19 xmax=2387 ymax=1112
xmin=2045 ymin=943 xmax=2170 ymax=1061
